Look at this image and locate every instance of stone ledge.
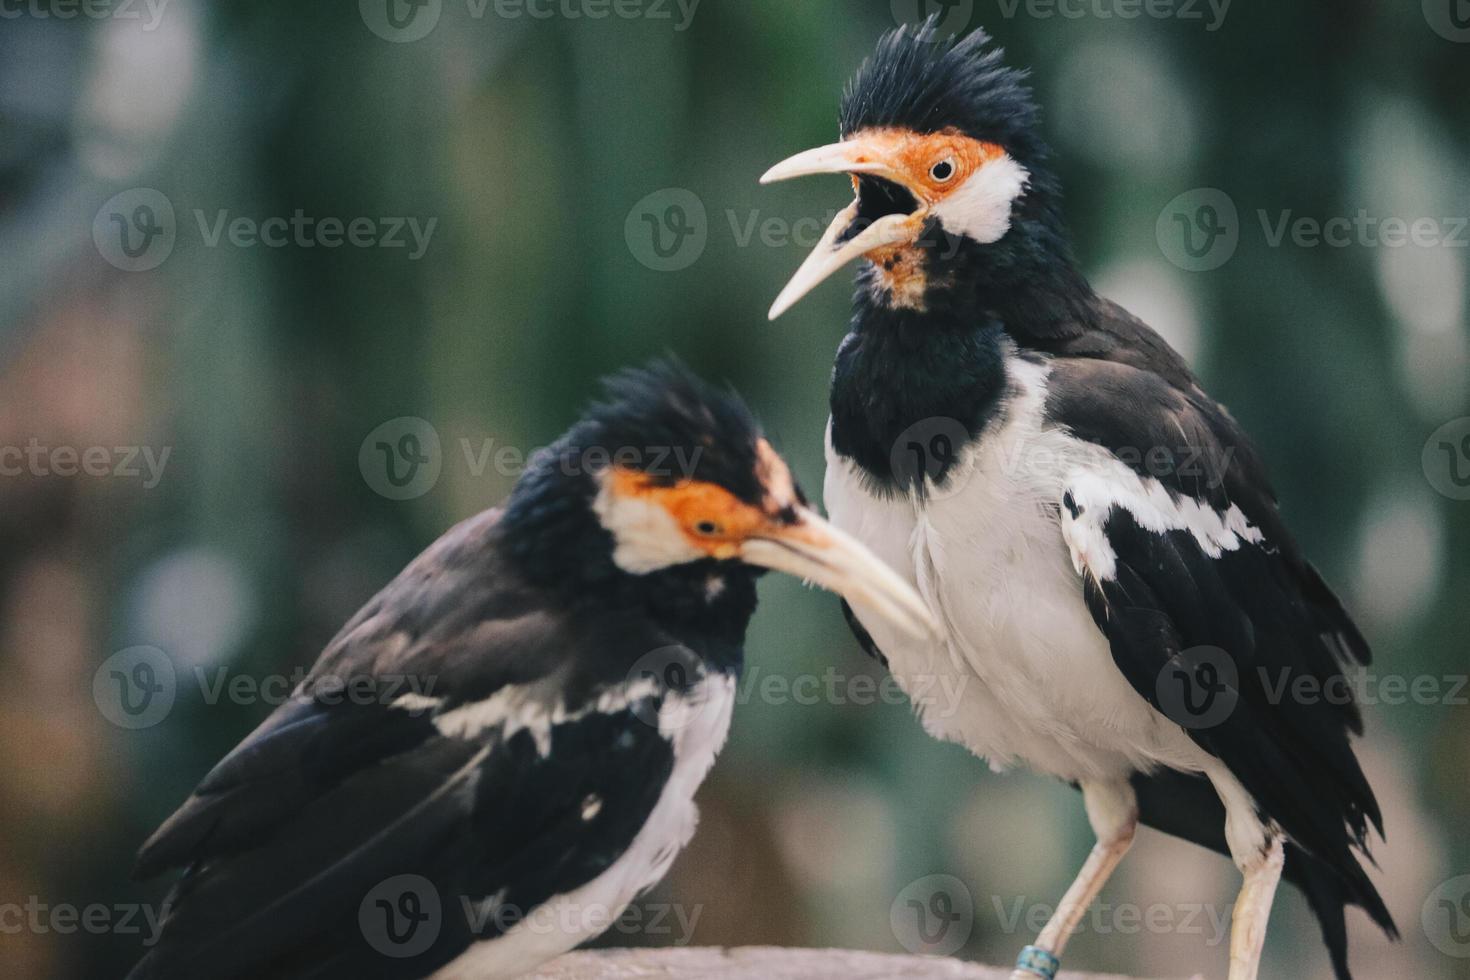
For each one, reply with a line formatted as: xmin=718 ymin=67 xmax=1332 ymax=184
xmin=526 ymin=946 xmax=1189 ymax=979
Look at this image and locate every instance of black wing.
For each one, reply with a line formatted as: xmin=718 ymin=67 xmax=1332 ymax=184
xmin=1046 ymin=356 xmax=1395 ymax=940
xmin=130 ymin=510 xmax=684 ymax=980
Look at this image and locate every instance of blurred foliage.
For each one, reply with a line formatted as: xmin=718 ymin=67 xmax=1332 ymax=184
xmin=1 ymin=0 xmax=1468 ymax=977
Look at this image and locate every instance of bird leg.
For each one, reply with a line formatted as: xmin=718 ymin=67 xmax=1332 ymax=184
xmin=1010 ymin=780 xmax=1139 ymax=980
xmin=1227 ymin=834 xmax=1285 ymax=980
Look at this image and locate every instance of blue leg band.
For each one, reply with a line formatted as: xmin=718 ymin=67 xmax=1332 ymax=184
xmin=1014 ymin=945 xmax=1061 ymax=980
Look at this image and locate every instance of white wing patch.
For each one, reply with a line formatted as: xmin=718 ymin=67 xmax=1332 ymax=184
xmin=433 ymin=676 xmax=665 ymax=755
xmin=1061 ymin=463 xmax=1266 ymax=585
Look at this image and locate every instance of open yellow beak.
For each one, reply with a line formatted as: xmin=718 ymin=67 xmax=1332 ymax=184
xmin=760 ymin=139 xmax=930 ymax=320
xmin=743 ymin=505 xmax=937 ymax=642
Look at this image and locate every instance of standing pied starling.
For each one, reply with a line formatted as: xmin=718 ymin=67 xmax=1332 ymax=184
xmin=761 ymin=19 xmax=1396 ymax=980
xmin=127 ymin=361 xmax=932 ymax=980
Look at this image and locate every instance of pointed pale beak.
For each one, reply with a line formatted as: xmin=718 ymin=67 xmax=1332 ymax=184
xmin=761 ymin=139 xmax=928 ymax=320
xmin=759 ymin=140 xmax=899 ymax=185
xmin=743 ymin=506 xmax=937 ymax=642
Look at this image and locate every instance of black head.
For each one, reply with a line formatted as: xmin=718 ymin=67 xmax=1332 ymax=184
xmin=840 ymin=19 xmax=1046 ymax=170
xmin=500 ymin=359 xmax=934 ymax=638
xmin=762 ymin=18 xmax=1088 ymax=329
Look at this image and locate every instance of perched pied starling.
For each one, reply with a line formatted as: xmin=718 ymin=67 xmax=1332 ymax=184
xmin=761 ymin=19 xmax=1396 ymax=980
xmin=127 ymin=361 xmax=932 ymax=980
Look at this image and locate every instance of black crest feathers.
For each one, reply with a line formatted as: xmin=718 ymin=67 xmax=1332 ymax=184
xmin=840 ymin=17 xmax=1045 ymax=167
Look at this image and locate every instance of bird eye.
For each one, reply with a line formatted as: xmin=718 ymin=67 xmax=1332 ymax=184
xmin=694 ymin=520 xmax=722 ymax=536
xmin=930 ymin=158 xmax=956 ymax=183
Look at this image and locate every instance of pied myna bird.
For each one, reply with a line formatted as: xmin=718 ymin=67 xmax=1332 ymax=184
xmin=127 ymin=361 xmax=932 ymax=980
xmin=761 ymin=19 xmax=1396 ymax=980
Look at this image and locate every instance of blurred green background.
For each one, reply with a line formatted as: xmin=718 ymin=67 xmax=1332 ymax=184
xmin=2 ymin=0 xmax=1468 ymax=977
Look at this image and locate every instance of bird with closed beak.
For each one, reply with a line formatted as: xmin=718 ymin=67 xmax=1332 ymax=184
xmin=127 ymin=360 xmax=933 ymax=980
xmin=762 ymin=19 xmax=1395 ymax=980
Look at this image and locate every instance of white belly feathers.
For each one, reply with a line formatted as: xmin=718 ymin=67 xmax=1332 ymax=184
xmin=824 ymin=355 xmax=1211 ymax=784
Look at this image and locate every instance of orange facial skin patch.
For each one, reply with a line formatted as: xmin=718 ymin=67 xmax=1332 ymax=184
xmin=841 ymin=128 xmax=1002 ymax=309
xmin=606 ymin=467 xmax=772 ymax=560
xmin=843 ymin=127 xmax=1005 ymax=207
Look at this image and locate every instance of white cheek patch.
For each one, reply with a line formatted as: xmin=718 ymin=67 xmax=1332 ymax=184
xmin=592 ymin=475 xmax=704 ymax=574
xmin=931 ymin=153 xmax=1030 ymax=244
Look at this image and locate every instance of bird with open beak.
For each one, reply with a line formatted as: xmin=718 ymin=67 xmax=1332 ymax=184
xmin=762 ymin=18 xmax=1395 ymax=980
xmin=127 ymin=360 xmax=933 ymax=980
